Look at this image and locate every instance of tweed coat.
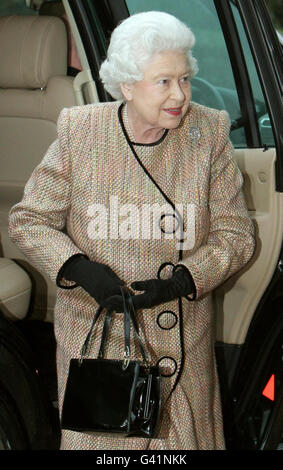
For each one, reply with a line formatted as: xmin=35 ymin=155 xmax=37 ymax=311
xmin=8 ymin=100 xmax=255 ymax=450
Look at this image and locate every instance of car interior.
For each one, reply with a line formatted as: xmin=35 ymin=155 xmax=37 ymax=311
xmin=0 ymin=11 xmax=77 ymax=324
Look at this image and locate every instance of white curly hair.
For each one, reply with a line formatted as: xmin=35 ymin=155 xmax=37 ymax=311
xmin=99 ymin=11 xmax=198 ymax=100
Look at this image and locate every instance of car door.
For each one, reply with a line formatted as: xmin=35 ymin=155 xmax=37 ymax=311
xmin=68 ymin=0 xmax=283 ymax=449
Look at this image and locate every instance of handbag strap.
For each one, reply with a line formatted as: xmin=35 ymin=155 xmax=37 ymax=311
xmin=79 ymin=304 xmax=105 ymax=363
xmin=120 ymin=287 xmax=149 ymax=368
xmin=79 ymin=287 xmax=149 ymax=367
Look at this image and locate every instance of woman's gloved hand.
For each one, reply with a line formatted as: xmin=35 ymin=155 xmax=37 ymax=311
xmin=130 ymin=268 xmax=195 ymax=309
xmin=62 ymin=256 xmax=125 ymax=310
xmin=107 ymin=267 xmax=195 ymax=312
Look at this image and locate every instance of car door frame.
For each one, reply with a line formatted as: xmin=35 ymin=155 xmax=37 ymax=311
xmin=236 ymin=0 xmax=283 ymax=190
xmin=216 ymin=0 xmax=283 ymax=449
xmin=67 ymin=0 xmax=129 ymax=102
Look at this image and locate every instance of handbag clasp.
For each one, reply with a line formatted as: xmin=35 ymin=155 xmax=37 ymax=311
xmin=122 ymin=346 xmax=130 ymax=370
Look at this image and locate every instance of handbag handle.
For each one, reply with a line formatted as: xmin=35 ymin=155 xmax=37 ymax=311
xmin=120 ymin=287 xmax=149 ymax=369
xmin=79 ymin=287 xmax=149 ymax=368
xmin=79 ymin=304 xmax=104 ymax=363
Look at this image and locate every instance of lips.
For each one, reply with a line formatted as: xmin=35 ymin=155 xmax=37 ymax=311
xmin=164 ymin=107 xmax=182 ymax=116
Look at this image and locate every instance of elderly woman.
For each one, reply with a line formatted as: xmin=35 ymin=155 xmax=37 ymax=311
xmin=8 ymin=11 xmax=255 ymax=450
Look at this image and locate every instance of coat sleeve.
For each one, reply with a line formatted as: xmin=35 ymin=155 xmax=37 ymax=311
xmin=8 ymin=107 xmax=85 ymax=285
xmin=178 ymin=110 xmax=255 ymax=299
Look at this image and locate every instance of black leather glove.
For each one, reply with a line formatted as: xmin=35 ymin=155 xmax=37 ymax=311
xmin=107 ymin=267 xmax=195 ymax=312
xmin=130 ymin=268 xmax=195 ymax=309
xmin=61 ymin=256 xmax=125 ymax=310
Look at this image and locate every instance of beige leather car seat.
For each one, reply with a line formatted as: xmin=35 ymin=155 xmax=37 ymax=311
xmin=0 ymin=15 xmax=77 ymax=320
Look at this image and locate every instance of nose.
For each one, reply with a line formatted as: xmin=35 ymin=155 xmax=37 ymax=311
xmin=170 ymin=80 xmax=185 ymax=102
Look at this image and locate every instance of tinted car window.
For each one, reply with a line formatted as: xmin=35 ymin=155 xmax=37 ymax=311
xmin=231 ymin=3 xmax=275 ymax=147
xmin=0 ymin=0 xmax=37 ymax=15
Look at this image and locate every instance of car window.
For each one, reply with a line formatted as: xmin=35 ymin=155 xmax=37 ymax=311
xmin=0 ymin=0 xmax=37 ymax=16
xmin=230 ymin=3 xmax=275 ymax=147
xmin=265 ymin=0 xmax=283 ymax=37
xmin=125 ymin=0 xmax=275 ymax=149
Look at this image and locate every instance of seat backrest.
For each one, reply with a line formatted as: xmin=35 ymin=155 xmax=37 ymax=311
xmin=0 ymin=15 xmax=76 ymax=190
xmin=0 ymin=15 xmax=77 ymax=322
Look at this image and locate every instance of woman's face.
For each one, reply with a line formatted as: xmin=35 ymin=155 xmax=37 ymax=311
xmin=121 ymin=50 xmax=192 ymax=133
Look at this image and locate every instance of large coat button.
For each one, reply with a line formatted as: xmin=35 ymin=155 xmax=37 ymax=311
xmin=158 ymin=212 xmax=180 ymax=234
xmin=157 ymin=356 xmax=177 ymax=377
xmin=157 ymin=311 xmax=178 ymax=330
xmin=157 ymin=262 xmax=175 ymax=279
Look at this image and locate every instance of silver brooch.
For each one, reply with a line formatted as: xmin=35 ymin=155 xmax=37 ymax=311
xmin=188 ymin=127 xmax=201 ymax=141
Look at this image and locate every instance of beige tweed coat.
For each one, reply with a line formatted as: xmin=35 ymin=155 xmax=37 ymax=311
xmin=8 ymin=100 xmax=255 ymax=450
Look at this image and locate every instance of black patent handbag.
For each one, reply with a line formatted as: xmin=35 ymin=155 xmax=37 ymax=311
xmin=61 ymin=287 xmax=162 ymax=438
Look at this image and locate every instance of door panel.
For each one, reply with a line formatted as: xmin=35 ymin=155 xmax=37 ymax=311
xmin=215 ymin=147 xmax=283 ymax=344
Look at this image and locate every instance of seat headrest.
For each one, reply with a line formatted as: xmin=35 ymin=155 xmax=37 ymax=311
xmin=0 ymin=15 xmax=67 ymax=89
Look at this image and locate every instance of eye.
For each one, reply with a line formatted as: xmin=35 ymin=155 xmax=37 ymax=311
xmin=158 ymin=79 xmax=168 ymax=85
xmin=180 ymin=75 xmax=190 ymax=83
